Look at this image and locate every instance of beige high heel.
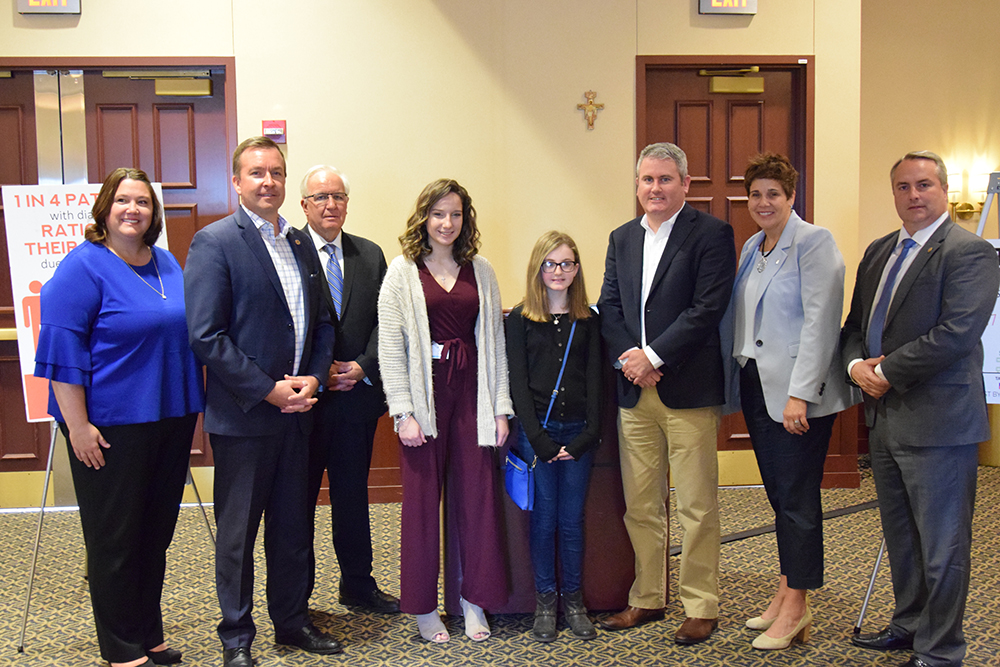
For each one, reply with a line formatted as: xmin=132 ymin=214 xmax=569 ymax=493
xmin=751 ymin=608 xmax=812 ymax=650
xmin=745 ymin=615 xmax=776 ymax=631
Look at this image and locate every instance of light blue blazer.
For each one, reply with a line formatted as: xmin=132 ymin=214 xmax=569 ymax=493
xmin=723 ymin=211 xmax=859 ymax=422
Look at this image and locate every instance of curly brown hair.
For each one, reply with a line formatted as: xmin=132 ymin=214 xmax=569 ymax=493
xmin=399 ymin=179 xmax=480 ymax=264
xmin=744 ymin=153 xmax=799 ymax=198
xmin=86 ymin=168 xmax=163 ymax=247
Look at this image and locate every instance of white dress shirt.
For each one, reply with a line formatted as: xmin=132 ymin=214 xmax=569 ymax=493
xmin=638 ymin=209 xmax=683 ymax=369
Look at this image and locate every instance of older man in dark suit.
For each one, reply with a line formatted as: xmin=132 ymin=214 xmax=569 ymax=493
xmin=598 ymin=142 xmax=736 ymax=644
xmin=185 ymin=137 xmax=341 ymax=667
xmin=300 ymin=164 xmax=398 ymax=614
xmin=842 ymin=151 xmax=999 ymax=667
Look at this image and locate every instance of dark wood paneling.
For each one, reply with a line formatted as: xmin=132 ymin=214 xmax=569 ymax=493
xmin=727 ymin=196 xmax=755 ymax=252
xmin=163 ymin=203 xmax=198 ymax=268
xmin=727 ymin=101 xmax=763 ymax=181
xmin=153 ymin=104 xmax=197 ymax=188
xmin=685 ymin=197 xmax=712 ymax=217
xmin=675 ymin=101 xmax=711 ymax=181
xmin=95 ymin=104 xmax=140 ymax=177
xmin=0 ymin=107 xmax=27 ymax=185
xmin=0 ymin=344 xmax=50 ymax=470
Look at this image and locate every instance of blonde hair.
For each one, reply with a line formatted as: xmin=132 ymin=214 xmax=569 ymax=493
xmin=520 ymin=231 xmax=592 ymax=323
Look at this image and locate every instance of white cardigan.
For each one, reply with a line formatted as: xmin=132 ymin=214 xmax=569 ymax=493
xmin=377 ymin=254 xmax=513 ymax=446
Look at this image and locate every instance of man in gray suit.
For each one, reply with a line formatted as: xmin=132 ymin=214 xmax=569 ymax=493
xmin=842 ymin=151 xmax=999 ymax=667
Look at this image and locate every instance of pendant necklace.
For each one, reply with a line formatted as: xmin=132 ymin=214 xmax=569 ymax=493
xmin=113 ymin=246 xmax=166 ymax=299
xmin=755 ymin=239 xmax=776 ymax=273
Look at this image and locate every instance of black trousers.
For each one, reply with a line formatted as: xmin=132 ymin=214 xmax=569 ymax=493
xmin=306 ymin=408 xmax=380 ymax=598
xmin=212 ymin=425 xmax=312 ymax=649
xmin=63 ymin=413 xmax=198 ymax=663
xmin=739 ymin=360 xmax=835 ymax=590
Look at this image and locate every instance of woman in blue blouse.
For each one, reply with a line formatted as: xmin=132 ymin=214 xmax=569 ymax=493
xmin=34 ymin=168 xmax=204 ymax=667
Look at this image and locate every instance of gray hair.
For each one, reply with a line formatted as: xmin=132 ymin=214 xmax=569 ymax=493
xmin=300 ymin=164 xmax=352 ymax=198
xmin=637 ymin=142 xmax=689 ymax=180
xmin=890 ymin=150 xmax=948 ymax=190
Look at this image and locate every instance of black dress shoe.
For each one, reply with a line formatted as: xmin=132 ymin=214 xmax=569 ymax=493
xmin=275 ymin=623 xmax=343 ymax=654
xmin=899 ymin=657 xmax=932 ymax=667
xmin=222 ymin=647 xmax=252 ymax=667
xmin=148 ymin=647 xmax=182 ymax=664
xmin=851 ymin=626 xmax=914 ymax=651
xmin=339 ymin=587 xmax=401 ymax=614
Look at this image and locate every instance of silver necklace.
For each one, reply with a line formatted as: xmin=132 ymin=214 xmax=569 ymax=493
xmin=755 ymin=239 xmax=776 ymax=273
xmin=114 ymin=246 xmax=166 ymax=299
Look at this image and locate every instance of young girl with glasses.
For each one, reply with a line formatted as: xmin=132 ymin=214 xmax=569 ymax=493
xmin=506 ymin=231 xmax=602 ymax=642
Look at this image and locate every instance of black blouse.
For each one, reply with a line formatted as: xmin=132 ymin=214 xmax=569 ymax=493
xmin=505 ymin=304 xmax=602 ymax=461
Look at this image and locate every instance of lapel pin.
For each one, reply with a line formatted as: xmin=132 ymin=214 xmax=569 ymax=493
xmin=295 ymin=239 xmax=301 ymax=245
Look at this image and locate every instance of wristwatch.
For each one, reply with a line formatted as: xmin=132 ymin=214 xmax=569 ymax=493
xmin=393 ymin=412 xmax=413 ymax=432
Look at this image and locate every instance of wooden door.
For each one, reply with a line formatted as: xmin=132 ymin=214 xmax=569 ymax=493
xmin=0 ymin=59 xmax=237 ymax=473
xmin=0 ymin=70 xmax=50 ymax=472
xmin=82 ymin=69 xmax=235 ymax=467
xmin=637 ymin=57 xmax=857 ymax=488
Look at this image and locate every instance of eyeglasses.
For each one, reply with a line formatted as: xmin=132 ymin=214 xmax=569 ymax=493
xmin=304 ymin=192 xmax=349 ymax=205
xmin=541 ymin=260 xmax=579 ymax=273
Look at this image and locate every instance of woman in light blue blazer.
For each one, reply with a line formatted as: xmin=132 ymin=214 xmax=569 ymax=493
xmin=729 ymin=154 xmax=857 ymax=651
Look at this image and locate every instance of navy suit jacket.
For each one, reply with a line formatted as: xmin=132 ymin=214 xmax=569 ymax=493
xmin=315 ymin=230 xmax=388 ymax=424
xmin=184 ymin=207 xmax=335 ymax=437
xmin=598 ymin=203 xmax=736 ymax=409
xmin=841 ymin=217 xmax=1000 ymax=446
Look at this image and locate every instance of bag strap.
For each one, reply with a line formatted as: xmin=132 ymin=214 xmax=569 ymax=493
xmin=542 ymin=320 xmax=577 ymax=428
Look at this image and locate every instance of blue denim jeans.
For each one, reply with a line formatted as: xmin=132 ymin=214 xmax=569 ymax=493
xmin=516 ymin=419 xmax=594 ymax=593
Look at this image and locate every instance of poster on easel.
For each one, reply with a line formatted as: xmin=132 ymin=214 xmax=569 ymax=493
xmin=1 ymin=183 xmax=166 ymax=422
xmin=982 ymin=239 xmax=1000 ymax=404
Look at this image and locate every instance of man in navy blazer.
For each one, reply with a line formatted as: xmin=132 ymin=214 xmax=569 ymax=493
xmin=185 ymin=137 xmax=341 ymax=667
xmin=842 ymin=151 xmax=999 ymax=667
xmin=598 ymin=142 xmax=735 ymax=644
xmin=299 ymin=165 xmax=398 ymax=613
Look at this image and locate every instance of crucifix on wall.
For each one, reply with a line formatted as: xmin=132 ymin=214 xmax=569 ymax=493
xmin=577 ymin=90 xmax=604 ymax=130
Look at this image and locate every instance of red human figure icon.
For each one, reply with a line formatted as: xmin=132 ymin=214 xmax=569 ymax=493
xmin=23 ymin=280 xmax=43 ymax=349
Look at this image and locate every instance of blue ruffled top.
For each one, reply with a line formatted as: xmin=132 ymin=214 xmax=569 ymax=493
xmin=34 ymin=241 xmax=204 ymax=426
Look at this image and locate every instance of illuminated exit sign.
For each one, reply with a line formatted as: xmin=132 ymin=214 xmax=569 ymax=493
xmin=699 ymin=0 xmax=757 ymax=15
xmin=18 ymin=0 xmax=81 ymax=14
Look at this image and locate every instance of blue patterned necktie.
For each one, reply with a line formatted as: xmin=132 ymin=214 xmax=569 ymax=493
xmin=324 ymin=243 xmax=343 ymax=319
xmin=867 ymin=238 xmax=917 ymax=357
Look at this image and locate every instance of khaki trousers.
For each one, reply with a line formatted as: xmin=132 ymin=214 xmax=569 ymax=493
xmin=618 ymin=386 xmax=720 ymax=618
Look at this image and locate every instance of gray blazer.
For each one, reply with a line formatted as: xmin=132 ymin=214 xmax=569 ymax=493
xmin=723 ymin=212 xmax=858 ymax=421
xmin=840 ymin=217 xmax=1000 ymax=446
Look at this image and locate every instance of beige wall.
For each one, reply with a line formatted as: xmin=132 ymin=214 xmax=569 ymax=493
xmin=860 ymin=0 xmax=1000 ymax=251
xmin=2 ymin=0 xmax=861 ymax=305
xmin=1 ymin=1 xmax=864 ymax=500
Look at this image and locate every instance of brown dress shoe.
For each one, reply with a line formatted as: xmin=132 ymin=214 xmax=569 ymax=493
xmin=674 ymin=617 xmax=718 ymax=645
xmin=599 ymin=605 xmax=665 ymax=631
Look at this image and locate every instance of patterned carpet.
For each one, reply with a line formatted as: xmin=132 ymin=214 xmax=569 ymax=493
xmin=3 ymin=467 xmax=1000 ymax=667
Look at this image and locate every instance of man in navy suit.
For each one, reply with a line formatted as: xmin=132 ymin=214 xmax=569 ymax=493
xmin=185 ymin=137 xmax=341 ymax=667
xmin=842 ymin=151 xmax=999 ymax=667
xmin=598 ymin=142 xmax=735 ymax=644
xmin=300 ymin=165 xmax=398 ymax=613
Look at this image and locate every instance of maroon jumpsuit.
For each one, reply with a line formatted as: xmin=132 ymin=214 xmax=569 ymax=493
xmin=398 ymin=262 xmax=508 ymax=614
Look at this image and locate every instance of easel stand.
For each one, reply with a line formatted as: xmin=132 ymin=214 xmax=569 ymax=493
xmin=854 ymin=537 xmax=887 ymax=634
xmin=17 ymin=423 xmax=215 ymax=652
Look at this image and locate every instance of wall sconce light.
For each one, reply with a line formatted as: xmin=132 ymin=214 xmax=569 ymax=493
xmin=949 ymin=169 xmax=991 ymax=220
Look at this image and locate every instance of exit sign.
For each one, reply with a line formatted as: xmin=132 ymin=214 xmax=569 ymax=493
xmin=18 ymin=0 xmax=81 ymax=14
xmin=699 ymin=0 xmax=757 ymax=15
